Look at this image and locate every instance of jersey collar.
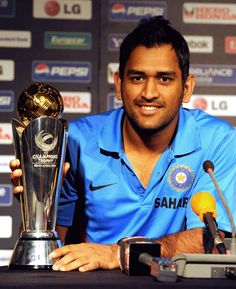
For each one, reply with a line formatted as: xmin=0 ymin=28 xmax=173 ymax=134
xmin=98 ymin=107 xmax=201 ymax=156
xmin=97 ymin=107 xmax=124 ymax=153
xmin=171 ymin=107 xmax=201 ymax=156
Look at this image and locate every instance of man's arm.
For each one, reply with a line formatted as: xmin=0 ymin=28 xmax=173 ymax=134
xmin=49 ymin=228 xmax=205 ymax=272
xmin=56 ymin=225 xmax=69 ymax=244
xmin=156 ymin=227 xmax=204 ymax=258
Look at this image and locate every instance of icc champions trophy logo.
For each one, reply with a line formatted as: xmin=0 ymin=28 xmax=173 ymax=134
xmin=35 ymin=130 xmax=58 ymax=152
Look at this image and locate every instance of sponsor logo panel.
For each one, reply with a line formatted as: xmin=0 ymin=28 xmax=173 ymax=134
xmin=44 ymin=31 xmax=92 ymax=50
xmin=32 ymin=61 xmax=91 ymax=83
xmin=183 ymin=95 xmax=236 ymax=117
xmin=107 ymin=93 xmax=123 ymax=110
xmin=183 ymin=3 xmax=236 ymax=24
xmin=0 ymin=216 xmax=12 ymax=238
xmin=0 ymin=155 xmax=14 ymax=173
xmin=0 ymin=250 xmax=13 ymax=266
xmin=109 ymin=1 xmax=166 ymax=21
xmin=0 ymin=30 xmax=31 ymax=48
xmin=0 ymin=185 xmax=12 ymax=206
xmin=184 ymin=35 xmax=213 ymax=53
xmin=0 ymin=0 xmax=15 ymax=17
xmin=225 ymin=37 xmax=236 ymax=54
xmin=0 ymin=60 xmax=14 ymax=81
xmin=61 ymin=91 xmax=91 ymax=113
xmin=33 ymin=0 xmax=92 ymax=20
xmin=0 ymin=123 xmax=12 ymax=144
xmin=107 ymin=62 xmax=119 ymax=84
xmin=108 ymin=34 xmax=126 ymax=51
xmin=190 ymin=65 xmax=236 ymax=86
xmin=0 ymin=91 xmax=14 ymax=111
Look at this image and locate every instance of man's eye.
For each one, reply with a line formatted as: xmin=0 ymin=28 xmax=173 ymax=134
xmin=160 ymin=76 xmax=170 ymax=82
xmin=130 ymin=76 xmax=144 ymax=81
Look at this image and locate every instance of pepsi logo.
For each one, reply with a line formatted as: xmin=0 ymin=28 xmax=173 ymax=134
xmin=34 ymin=63 xmax=50 ymax=76
xmin=111 ymin=3 xmax=126 ymax=14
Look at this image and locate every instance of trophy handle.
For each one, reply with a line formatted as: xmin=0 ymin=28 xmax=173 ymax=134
xmin=60 ymin=118 xmax=69 ymax=135
xmin=11 ymin=119 xmax=26 ymax=231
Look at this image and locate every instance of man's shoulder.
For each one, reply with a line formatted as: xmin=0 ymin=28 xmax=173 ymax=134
xmin=183 ymin=108 xmax=234 ymax=132
xmin=68 ymin=107 xmax=123 ymax=136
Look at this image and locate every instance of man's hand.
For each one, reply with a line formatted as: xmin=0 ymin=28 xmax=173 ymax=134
xmin=49 ymin=243 xmax=120 ymax=272
xmin=9 ymin=159 xmax=70 ymax=198
xmin=10 ymin=159 xmax=23 ymax=197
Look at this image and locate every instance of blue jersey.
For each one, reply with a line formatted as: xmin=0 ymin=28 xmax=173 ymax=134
xmin=57 ymin=107 xmax=236 ymax=244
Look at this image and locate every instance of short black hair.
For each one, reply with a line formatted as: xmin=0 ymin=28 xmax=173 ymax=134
xmin=119 ymin=16 xmax=190 ymax=84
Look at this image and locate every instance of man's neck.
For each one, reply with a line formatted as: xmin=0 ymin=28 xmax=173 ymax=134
xmin=122 ymin=116 xmax=177 ymax=154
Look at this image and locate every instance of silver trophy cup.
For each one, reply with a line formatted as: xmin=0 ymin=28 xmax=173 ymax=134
xmin=9 ymin=83 xmax=68 ymax=269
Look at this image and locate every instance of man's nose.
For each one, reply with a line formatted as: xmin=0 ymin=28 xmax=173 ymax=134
xmin=141 ymin=78 xmax=159 ymax=99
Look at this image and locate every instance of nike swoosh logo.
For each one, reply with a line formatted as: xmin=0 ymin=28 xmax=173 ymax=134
xmin=89 ymin=183 xmax=116 ymax=191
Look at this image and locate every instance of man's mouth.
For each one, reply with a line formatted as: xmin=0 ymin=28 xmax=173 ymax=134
xmin=141 ymin=105 xmax=159 ymax=110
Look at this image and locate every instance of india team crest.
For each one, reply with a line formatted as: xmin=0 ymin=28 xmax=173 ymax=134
xmin=168 ymin=164 xmax=194 ymax=191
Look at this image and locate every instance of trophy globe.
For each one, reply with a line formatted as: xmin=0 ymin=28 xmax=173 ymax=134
xmin=17 ymin=82 xmax=64 ymax=126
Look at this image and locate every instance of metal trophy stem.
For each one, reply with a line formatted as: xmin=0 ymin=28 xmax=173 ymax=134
xmin=9 ymin=83 xmax=67 ymax=270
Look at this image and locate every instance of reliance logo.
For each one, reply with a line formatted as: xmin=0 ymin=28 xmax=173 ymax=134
xmin=190 ymin=64 xmax=236 ymax=86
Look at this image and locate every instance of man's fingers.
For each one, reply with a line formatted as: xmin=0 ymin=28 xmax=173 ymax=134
xmin=13 ymin=186 xmax=23 ymax=194
xmin=9 ymin=159 xmax=20 ymax=171
xmin=49 ymin=244 xmax=74 ymax=259
xmin=10 ymin=169 xmax=22 ymax=186
xmin=63 ymin=162 xmax=70 ymax=178
xmin=79 ymin=261 xmax=100 ymax=272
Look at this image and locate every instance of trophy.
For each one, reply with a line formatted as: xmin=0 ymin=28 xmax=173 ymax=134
xmin=9 ymin=83 xmax=68 ymax=269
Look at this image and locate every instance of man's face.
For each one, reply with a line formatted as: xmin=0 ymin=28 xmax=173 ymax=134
xmin=115 ymin=44 xmax=192 ymax=133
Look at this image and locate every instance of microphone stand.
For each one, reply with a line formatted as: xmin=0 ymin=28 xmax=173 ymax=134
xmin=205 ymin=163 xmax=236 ymax=255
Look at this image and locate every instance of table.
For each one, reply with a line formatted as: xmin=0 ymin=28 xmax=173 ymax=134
xmin=0 ymin=266 xmax=236 ymax=289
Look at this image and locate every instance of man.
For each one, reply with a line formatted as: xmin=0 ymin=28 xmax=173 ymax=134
xmin=10 ymin=16 xmax=236 ymax=272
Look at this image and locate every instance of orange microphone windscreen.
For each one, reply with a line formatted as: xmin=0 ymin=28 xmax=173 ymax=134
xmin=190 ymin=192 xmax=217 ymax=222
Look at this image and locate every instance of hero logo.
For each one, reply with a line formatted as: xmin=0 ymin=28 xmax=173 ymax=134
xmin=225 ymin=37 xmax=236 ymax=54
xmin=32 ymin=61 xmax=91 ymax=82
xmin=0 ymin=123 xmax=12 ymax=144
xmin=33 ymin=0 xmax=92 ymax=20
xmin=62 ymin=91 xmax=91 ymax=113
xmin=110 ymin=1 xmax=166 ymax=21
xmin=35 ymin=130 xmax=58 ymax=152
xmin=183 ymin=3 xmax=236 ymax=24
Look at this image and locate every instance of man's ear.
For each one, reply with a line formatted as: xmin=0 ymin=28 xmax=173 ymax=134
xmin=114 ymin=72 xmax=122 ymax=100
xmin=182 ymin=74 xmax=196 ymax=103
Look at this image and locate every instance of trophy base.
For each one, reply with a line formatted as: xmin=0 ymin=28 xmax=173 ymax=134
xmin=8 ymin=231 xmax=62 ymax=270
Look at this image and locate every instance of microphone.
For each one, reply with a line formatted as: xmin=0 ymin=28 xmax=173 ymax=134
xmin=138 ymin=253 xmax=177 ymax=282
xmin=203 ymin=160 xmax=236 ymax=255
xmin=191 ymin=192 xmax=227 ymax=254
xmin=117 ymin=237 xmax=177 ymax=282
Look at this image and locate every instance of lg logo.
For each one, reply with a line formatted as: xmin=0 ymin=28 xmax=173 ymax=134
xmin=44 ymin=0 xmax=81 ymax=16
